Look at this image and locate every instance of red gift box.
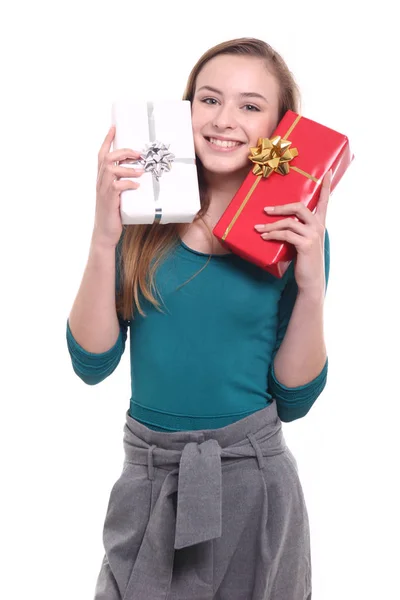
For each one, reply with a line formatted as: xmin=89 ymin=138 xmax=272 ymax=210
xmin=213 ymin=110 xmax=353 ymax=277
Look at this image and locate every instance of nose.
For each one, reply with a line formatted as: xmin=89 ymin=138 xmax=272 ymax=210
xmin=212 ymin=103 xmax=237 ymax=130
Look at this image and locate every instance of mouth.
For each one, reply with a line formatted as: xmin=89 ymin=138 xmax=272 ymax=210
xmin=204 ymin=136 xmax=245 ymax=152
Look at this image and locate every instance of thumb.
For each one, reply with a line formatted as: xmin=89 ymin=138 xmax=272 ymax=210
xmin=316 ymin=170 xmax=332 ymax=222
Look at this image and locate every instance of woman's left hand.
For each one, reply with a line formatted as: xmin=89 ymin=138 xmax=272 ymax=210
xmin=254 ymin=170 xmax=332 ymax=293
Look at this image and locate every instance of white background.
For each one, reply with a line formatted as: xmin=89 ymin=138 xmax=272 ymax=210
xmin=1 ymin=1 xmax=399 ymax=598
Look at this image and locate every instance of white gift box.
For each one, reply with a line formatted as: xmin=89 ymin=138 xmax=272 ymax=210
xmin=111 ymin=100 xmax=201 ymax=225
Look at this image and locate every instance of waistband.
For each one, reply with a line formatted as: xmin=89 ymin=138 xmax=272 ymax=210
xmin=122 ymin=400 xmax=286 ymax=550
xmin=129 ymin=398 xmax=271 ymax=432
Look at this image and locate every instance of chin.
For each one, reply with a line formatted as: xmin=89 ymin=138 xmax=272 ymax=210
xmin=202 ymin=157 xmax=250 ymax=177
xmin=208 ymin=165 xmax=249 ymax=178
xmin=197 ymin=151 xmax=249 ymax=173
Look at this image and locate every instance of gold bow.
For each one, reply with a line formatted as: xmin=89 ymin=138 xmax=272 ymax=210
xmin=249 ymin=136 xmax=298 ymax=178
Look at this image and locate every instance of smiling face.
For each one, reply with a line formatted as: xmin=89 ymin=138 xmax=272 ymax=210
xmin=191 ymin=54 xmax=281 ymax=178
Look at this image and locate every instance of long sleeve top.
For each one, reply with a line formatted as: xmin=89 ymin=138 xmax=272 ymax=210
xmin=66 ymin=230 xmax=330 ymax=431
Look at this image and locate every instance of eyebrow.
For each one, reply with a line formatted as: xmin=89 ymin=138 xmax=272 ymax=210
xmin=196 ymin=85 xmax=269 ymax=104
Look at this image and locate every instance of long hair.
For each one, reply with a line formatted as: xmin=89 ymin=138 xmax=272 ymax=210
xmin=116 ymin=37 xmax=301 ymax=321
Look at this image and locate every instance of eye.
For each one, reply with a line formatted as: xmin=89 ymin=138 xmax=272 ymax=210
xmin=201 ymin=97 xmax=218 ymax=105
xmin=243 ymin=104 xmax=260 ymax=112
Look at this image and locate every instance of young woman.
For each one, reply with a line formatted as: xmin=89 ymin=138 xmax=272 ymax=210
xmin=67 ymin=37 xmax=330 ymax=600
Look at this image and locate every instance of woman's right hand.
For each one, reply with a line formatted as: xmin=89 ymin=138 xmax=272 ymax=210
xmin=93 ymin=125 xmax=144 ymax=248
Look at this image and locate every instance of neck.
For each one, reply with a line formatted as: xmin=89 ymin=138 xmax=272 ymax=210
xmin=204 ymin=167 xmax=248 ymax=217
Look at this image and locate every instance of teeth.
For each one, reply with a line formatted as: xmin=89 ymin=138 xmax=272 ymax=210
xmin=209 ymin=138 xmax=241 ymax=148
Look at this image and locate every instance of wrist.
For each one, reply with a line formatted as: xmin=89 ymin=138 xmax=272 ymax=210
xmin=91 ymin=230 xmax=119 ymax=252
xmin=296 ymin=284 xmax=325 ymax=305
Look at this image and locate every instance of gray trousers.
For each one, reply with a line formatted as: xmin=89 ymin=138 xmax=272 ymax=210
xmin=94 ymin=400 xmax=311 ymax=600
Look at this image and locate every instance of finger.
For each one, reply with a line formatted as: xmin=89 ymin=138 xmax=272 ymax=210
xmin=111 ymin=165 xmax=145 ymax=179
xmin=260 ymin=229 xmax=306 ymax=246
xmin=98 ymin=125 xmax=115 ymax=165
xmin=255 ymin=218 xmax=308 ymax=236
xmin=98 ymin=150 xmax=143 ymax=183
xmin=112 ymin=178 xmax=141 ymax=191
xmin=264 ymin=202 xmax=313 ymax=224
xmin=98 ymin=164 xmax=144 ymax=189
xmin=107 ymin=148 xmax=143 ymax=165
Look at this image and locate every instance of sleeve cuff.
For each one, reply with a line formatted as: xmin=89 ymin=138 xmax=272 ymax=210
xmin=66 ymin=319 xmax=124 ymax=357
xmin=66 ymin=319 xmax=126 ymax=384
xmin=268 ymin=357 xmax=328 ymax=421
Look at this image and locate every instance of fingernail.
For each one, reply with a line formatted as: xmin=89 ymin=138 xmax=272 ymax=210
xmin=264 ymin=206 xmax=275 ymax=212
xmin=254 ymin=224 xmax=264 ymax=230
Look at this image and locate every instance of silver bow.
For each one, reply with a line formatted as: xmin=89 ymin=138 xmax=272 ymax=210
xmin=137 ymin=141 xmax=175 ymax=182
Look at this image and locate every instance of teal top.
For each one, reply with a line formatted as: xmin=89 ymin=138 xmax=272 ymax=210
xmin=66 ymin=231 xmax=330 ymax=431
